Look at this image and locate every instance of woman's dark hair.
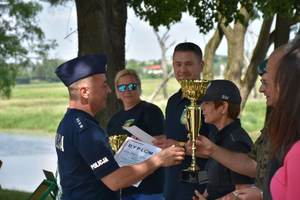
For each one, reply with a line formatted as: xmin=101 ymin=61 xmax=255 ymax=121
xmin=268 ymin=38 xmax=300 ymax=157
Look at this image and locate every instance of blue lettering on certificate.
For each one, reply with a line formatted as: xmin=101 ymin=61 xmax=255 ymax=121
xmin=127 ymin=143 xmax=154 ymax=155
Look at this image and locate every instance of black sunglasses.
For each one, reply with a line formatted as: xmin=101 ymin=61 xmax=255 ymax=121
xmin=117 ymin=83 xmax=138 ymax=92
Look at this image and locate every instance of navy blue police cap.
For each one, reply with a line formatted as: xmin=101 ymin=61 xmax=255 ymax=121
xmin=55 ymin=54 xmax=107 ymax=86
xmin=201 ymin=80 xmax=241 ymax=104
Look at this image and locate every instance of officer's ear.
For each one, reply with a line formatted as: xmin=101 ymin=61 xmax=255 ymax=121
xmin=80 ymin=87 xmax=89 ymax=99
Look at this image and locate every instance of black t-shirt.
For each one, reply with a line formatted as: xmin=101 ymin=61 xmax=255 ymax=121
xmin=107 ymin=100 xmax=165 ymax=196
xmin=164 ymin=90 xmax=211 ymax=200
xmin=206 ymin=120 xmax=254 ymax=200
xmin=56 ymin=108 xmax=120 ymax=200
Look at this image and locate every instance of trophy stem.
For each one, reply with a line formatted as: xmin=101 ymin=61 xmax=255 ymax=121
xmin=190 ymin=130 xmax=200 ymax=171
xmin=184 ymin=100 xmax=201 ymax=172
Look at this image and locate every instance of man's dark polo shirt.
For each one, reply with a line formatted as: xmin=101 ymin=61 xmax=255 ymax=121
xmin=164 ymin=90 xmax=211 ymax=200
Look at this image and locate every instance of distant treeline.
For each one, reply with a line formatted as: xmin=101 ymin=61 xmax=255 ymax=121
xmin=16 ymin=55 xmax=227 ymax=84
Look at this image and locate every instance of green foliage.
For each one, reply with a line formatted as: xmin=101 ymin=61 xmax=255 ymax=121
xmin=33 ymin=58 xmax=65 ymax=82
xmin=0 ymin=63 xmax=17 ymax=98
xmin=125 ymin=59 xmax=163 ymax=78
xmin=126 ymin=59 xmax=146 ymax=75
xmin=127 ymin=0 xmax=187 ymax=30
xmin=0 ymin=0 xmax=56 ymax=98
xmin=128 ymin=0 xmax=299 ymax=33
xmin=255 ymin=0 xmax=300 ymax=18
xmin=127 ymin=0 xmax=257 ymax=33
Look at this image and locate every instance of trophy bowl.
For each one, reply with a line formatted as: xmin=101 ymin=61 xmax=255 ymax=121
xmin=179 ymin=79 xmax=210 ymax=184
xmin=109 ymin=134 xmax=127 ymax=153
xmin=180 ymin=79 xmax=210 ymax=102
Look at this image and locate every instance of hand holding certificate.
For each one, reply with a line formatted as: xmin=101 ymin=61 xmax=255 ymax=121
xmin=114 ymin=137 xmax=161 ymax=186
xmin=114 ymin=126 xmax=185 ymax=187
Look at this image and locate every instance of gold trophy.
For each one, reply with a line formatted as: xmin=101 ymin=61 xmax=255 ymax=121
xmin=179 ymin=79 xmax=210 ymax=184
xmin=109 ymin=134 xmax=127 ymax=153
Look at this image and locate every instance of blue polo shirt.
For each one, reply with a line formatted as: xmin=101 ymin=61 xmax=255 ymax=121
xmin=107 ymin=101 xmax=165 ymax=197
xmin=164 ymin=90 xmax=211 ymax=200
xmin=55 ymin=108 xmax=120 ymax=200
xmin=206 ymin=119 xmax=254 ymax=199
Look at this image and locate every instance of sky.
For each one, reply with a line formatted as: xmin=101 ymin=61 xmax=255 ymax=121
xmin=38 ymin=2 xmax=261 ymax=61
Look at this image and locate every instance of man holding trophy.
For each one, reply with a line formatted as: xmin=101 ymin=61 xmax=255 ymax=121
xmin=153 ymin=42 xmax=211 ymax=200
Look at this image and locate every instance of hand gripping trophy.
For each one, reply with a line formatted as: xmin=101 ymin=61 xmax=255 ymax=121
xmin=179 ymin=79 xmax=210 ymax=184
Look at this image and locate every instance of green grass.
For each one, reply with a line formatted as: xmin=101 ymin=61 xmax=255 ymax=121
xmin=0 ymin=189 xmax=31 ymax=200
xmin=0 ymin=82 xmax=68 ymax=135
xmin=0 ymin=189 xmax=52 ymax=200
xmin=241 ymin=99 xmax=266 ymax=140
xmin=0 ymin=79 xmax=266 ymax=139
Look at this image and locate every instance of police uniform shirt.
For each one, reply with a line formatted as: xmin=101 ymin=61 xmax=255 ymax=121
xmin=107 ymin=100 xmax=164 ymax=196
xmin=205 ymin=119 xmax=254 ymax=200
xmin=55 ymin=108 xmax=120 ymax=200
xmin=164 ymin=90 xmax=212 ymax=200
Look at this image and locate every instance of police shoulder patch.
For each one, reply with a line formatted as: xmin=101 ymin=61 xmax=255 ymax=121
xmin=55 ymin=133 xmax=64 ymax=152
xmin=75 ymin=117 xmax=87 ymax=132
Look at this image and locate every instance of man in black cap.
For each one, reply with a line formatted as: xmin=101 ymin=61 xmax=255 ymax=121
xmin=55 ymin=54 xmax=185 ymax=200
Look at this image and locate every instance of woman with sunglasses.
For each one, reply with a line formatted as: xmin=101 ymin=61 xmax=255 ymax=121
xmin=107 ymin=69 xmax=165 ymax=200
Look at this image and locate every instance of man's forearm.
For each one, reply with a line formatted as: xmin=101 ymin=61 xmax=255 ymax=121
xmin=101 ymin=154 xmax=161 ymax=191
xmin=211 ymin=145 xmax=257 ymax=177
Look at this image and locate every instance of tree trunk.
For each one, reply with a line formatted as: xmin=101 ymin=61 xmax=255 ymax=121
xmin=203 ymin=24 xmax=223 ymax=80
xmin=154 ymin=30 xmax=174 ymax=99
xmin=161 ymin=45 xmax=168 ymax=98
xmin=240 ymin=18 xmax=274 ymax=109
xmin=264 ymin=15 xmax=291 ymax=124
xmin=148 ymin=71 xmax=174 ymax=102
xmin=222 ymin=8 xmax=249 ymax=86
xmin=75 ymin=0 xmax=127 ymax=128
xmin=274 ymin=15 xmax=290 ymax=48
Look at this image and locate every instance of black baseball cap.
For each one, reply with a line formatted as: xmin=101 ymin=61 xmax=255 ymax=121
xmin=201 ymin=80 xmax=241 ymax=104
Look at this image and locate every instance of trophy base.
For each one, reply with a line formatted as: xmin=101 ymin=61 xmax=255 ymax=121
xmin=181 ymin=170 xmax=208 ymax=184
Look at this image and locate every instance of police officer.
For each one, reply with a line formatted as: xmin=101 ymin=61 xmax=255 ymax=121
xmin=55 ymin=54 xmax=185 ymax=200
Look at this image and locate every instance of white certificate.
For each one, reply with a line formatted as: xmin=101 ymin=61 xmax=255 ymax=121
xmin=122 ymin=125 xmax=155 ymax=144
xmin=114 ymin=137 xmax=161 ymax=187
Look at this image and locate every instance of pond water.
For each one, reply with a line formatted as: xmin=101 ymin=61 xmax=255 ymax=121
xmin=0 ymin=133 xmax=57 ymax=192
